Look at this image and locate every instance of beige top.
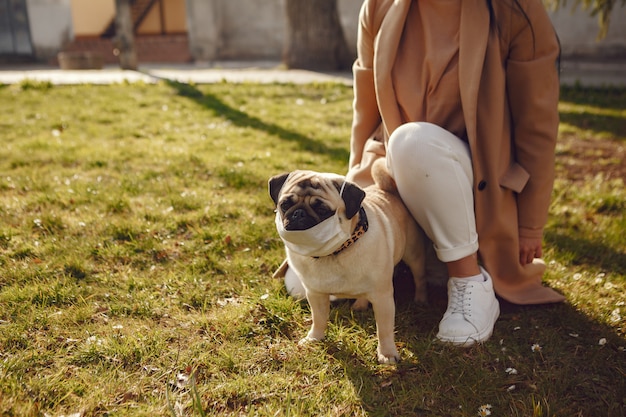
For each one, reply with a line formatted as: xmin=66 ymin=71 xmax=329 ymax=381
xmin=393 ymin=0 xmax=465 ymax=139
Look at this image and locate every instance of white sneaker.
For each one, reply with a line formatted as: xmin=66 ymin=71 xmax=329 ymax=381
xmin=436 ymin=267 xmax=500 ymax=346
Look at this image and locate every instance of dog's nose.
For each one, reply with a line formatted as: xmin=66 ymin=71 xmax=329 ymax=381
xmin=292 ymin=209 xmax=306 ymax=219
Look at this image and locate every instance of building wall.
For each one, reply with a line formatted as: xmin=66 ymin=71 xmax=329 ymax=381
xmin=70 ymin=0 xmax=187 ymax=37
xmin=185 ymin=0 xmax=626 ymax=61
xmin=549 ymin=6 xmax=626 ymax=59
xmin=26 ymin=0 xmax=73 ymax=58
xmin=15 ymin=0 xmax=626 ymax=63
xmin=186 ymin=0 xmax=361 ymax=62
xmin=137 ymin=0 xmax=187 ymax=34
xmin=70 ymin=0 xmax=114 ymax=36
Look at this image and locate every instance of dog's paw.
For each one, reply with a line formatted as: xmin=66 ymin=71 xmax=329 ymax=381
xmin=298 ymin=335 xmax=322 ymax=346
xmin=351 ymin=297 xmax=370 ymax=311
xmin=377 ymin=351 xmax=400 ymax=364
xmin=299 ymin=328 xmax=325 ymax=345
xmin=377 ymin=345 xmax=400 ymax=364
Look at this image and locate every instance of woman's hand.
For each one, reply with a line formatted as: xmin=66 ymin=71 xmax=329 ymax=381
xmin=519 ymin=237 xmax=542 ymax=265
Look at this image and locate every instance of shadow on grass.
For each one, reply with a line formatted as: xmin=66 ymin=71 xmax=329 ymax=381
xmin=559 ymin=85 xmax=626 ymax=139
xmin=545 ymin=231 xmax=626 ymax=275
xmin=163 ymin=79 xmax=350 ymax=163
xmin=558 ymin=112 xmax=626 ymax=140
xmin=322 ymin=290 xmax=625 ymax=416
xmin=560 ymin=86 xmax=626 ymax=110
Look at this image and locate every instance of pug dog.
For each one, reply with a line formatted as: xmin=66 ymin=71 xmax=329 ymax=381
xmin=269 ymin=159 xmax=427 ymax=364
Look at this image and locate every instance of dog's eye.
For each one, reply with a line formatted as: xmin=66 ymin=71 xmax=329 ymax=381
xmin=280 ymin=200 xmax=293 ymax=213
xmin=312 ymin=201 xmax=332 ymax=216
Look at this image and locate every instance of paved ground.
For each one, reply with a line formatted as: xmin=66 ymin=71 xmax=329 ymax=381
xmin=0 ymin=59 xmax=624 ymax=87
xmin=0 ymin=61 xmax=352 ymax=85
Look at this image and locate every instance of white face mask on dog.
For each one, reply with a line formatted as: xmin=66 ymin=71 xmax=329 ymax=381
xmin=275 ymin=210 xmax=351 ymax=257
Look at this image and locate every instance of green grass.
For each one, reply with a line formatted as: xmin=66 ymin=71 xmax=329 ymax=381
xmin=0 ymin=79 xmax=624 ymax=416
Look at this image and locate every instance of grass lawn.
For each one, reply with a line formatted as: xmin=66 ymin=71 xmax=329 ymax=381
xmin=0 ymin=79 xmax=624 ymax=416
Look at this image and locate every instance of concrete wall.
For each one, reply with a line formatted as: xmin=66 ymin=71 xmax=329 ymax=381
xmin=26 ymin=0 xmax=73 ymax=59
xmin=549 ymin=6 xmax=626 ymax=59
xmin=17 ymin=0 xmax=626 ymax=63
xmin=185 ymin=0 xmax=626 ymax=62
xmin=186 ymin=0 xmax=361 ymax=62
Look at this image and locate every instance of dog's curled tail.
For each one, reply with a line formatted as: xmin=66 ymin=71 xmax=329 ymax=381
xmin=371 ymin=158 xmax=400 ymax=195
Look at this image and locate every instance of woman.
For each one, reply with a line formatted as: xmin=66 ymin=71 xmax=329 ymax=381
xmin=346 ymin=0 xmax=565 ymax=346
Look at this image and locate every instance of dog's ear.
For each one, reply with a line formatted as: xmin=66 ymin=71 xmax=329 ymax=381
xmin=339 ymin=181 xmax=366 ymax=219
xmin=268 ymin=173 xmax=290 ymax=205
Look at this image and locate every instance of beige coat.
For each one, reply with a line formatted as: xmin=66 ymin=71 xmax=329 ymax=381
xmin=347 ymin=0 xmax=565 ymax=304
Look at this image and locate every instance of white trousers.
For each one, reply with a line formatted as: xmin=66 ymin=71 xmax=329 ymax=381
xmin=386 ymin=122 xmax=479 ymax=263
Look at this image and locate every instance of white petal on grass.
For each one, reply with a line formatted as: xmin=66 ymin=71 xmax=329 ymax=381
xmin=478 ymin=404 xmax=492 ymax=416
xmin=610 ymin=308 xmax=621 ymax=323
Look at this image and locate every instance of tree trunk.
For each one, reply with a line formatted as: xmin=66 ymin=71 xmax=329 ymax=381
xmin=283 ymin=0 xmax=353 ymax=71
xmin=114 ymin=0 xmax=138 ymax=70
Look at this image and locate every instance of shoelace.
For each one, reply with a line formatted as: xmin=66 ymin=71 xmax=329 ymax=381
xmin=449 ymin=280 xmax=473 ymax=317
